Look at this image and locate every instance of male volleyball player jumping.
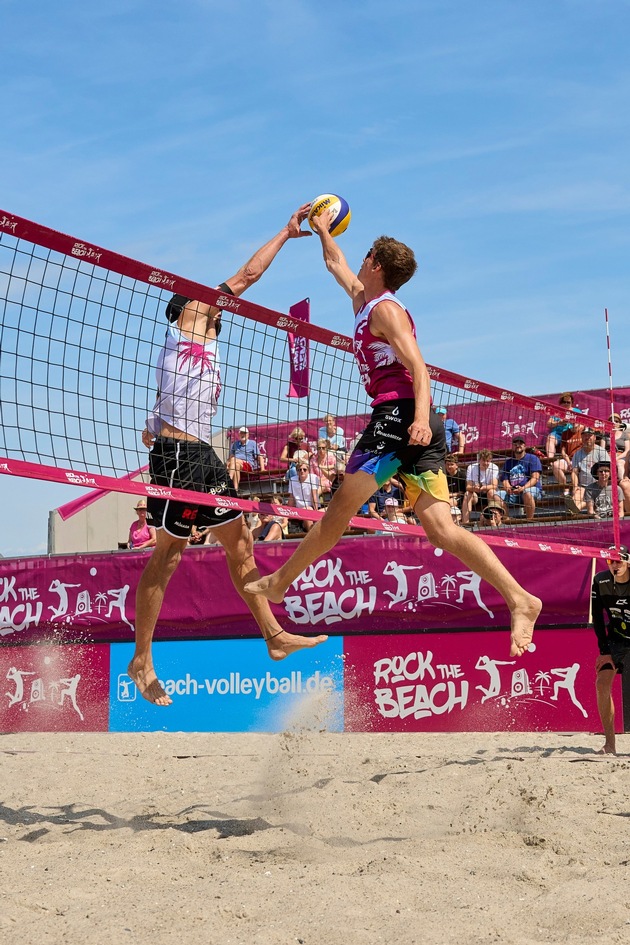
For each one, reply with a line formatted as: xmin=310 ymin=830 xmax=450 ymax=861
xmin=245 ymin=209 xmax=541 ymax=656
xmin=129 ymin=205 xmax=327 ymax=705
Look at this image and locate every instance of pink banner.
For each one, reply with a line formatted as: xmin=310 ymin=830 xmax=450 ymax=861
xmin=344 ymin=628 xmax=611 ymax=733
xmin=0 ymin=533 xmax=607 ymax=646
xmin=0 ymin=643 xmax=110 ymax=732
xmin=287 ymin=298 xmax=310 ymax=398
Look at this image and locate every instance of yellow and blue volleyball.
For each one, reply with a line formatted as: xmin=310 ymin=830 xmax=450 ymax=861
xmin=308 ymin=194 xmax=351 ymax=237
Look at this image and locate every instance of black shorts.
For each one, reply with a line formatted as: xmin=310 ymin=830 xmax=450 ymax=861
xmin=345 ymin=400 xmax=449 ymax=506
xmin=600 ymin=639 xmax=630 ymax=674
xmin=147 ymin=437 xmax=241 ymax=539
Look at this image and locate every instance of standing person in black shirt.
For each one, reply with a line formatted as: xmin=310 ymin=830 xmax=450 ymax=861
xmin=591 ymin=545 xmax=630 ymax=754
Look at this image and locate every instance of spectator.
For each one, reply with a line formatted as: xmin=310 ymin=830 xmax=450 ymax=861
xmin=604 ymin=413 xmax=630 ymax=482
xmin=287 ymin=462 xmax=320 ymax=531
xmin=569 ymin=428 xmax=610 ymax=511
xmin=318 ymin=413 xmax=346 ymax=456
xmin=188 ymin=524 xmax=212 ymax=546
xmin=445 ymin=453 xmax=466 ymax=521
xmin=551 ymin=422 xmax=585 ymax=492
xmin=621 ymin=454 xmax=630 ymax=516
xmin=128 ymin=498 xmax=156 ymax=550
xmin=269 ymin=494 xmax=289 ymax=537
xmin=461 ymin=450 xmax=500 ymax=525
xmin=368 ymin=478 xmax=404 ymax=520
xmin=310 ymin=439 xmax=338 ymax=501
xmin=584 ymin=462 xmax=625 ymax=519
xmin=546 ymin=392 xmax=583 ymax=460
xmin=251 ymin=510 xmax=284 ymax=542
xmin=227 ymin=426 xmax=266 ymax=491
xmin=435 ymin=407 xmax=465 ymax=455
xmin=280 ymin=426 xmax=310 ymax=477
xmin=246 ymin=495 xmax=261 ymax=532
xmin=498 ymin=437 xmax=543 ymax=521
xmin=479 ymin=498 xmax=506 ymax=528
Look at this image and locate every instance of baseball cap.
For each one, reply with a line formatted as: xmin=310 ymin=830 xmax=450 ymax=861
xmin=435 ymin=407 xmax=447 ymax=415
xmin=581 ymin=427 xmax=595 ymax=435
xmin=239 ymin=426 xmax=249 ymax=433
xmin=608 ymin=545 xmax=629 ymax=562
xmin=512 ymin=435 xmax=525 ymax=443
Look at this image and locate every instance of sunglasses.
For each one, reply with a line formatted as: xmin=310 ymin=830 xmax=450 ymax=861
xmin=364 ymin=248 xmax=374 ymax=260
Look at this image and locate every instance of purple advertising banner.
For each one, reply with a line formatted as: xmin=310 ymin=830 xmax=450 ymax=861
xmin=286 ymin=298 xmax=310 ymax=399
xmin=344 ymin=628 xmax=614 ymax=733
xmin=0 ymin=536 xmax=597 ymax=646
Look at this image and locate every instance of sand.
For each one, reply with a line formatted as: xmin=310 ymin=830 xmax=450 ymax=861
xmin=1 ymin=730 xmax=629 ymax=945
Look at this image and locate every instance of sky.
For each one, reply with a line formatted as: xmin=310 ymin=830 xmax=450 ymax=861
xmin=1 ymin=0 xmax=629 ymax=557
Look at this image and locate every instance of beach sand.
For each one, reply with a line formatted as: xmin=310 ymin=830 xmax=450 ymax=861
xmin=1 ymin=730 xmax=629 ymax=945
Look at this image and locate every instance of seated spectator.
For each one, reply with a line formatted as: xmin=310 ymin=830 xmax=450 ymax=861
xmin=280 ymin=426 xmax=311 ymax=477
xmin=435 ymin=407 xmax=465 ymax=455
xmin=368 ymin=478 xmax=404 ymax=520
xmin=551 ymin=421 xmax=585 ymax=492
xmin=479 ymin=498 xmax=506 ymax=528
xmin=569 ymin=428 xmax=610 ymax=511
xmin=287 ymin=462 xmax=320 ymax=532
xmin=604 ymin=413 xmax=630 ymax=482
xmin=497 ymin=436 xmax=543 ymax=521
xmin=546 ymin=392 xmax=583 ymax=460
xmin=251 ymin=510 xmax=284 ymax=542
xmin=227 ymin=426 xmax=266 ymax=491
xmin=310 ymin=439 xmax=338 ymax=501
xmin=269 ymin=494 xmax=289 ymax=537
xmin=445 ymin=453 xmax=466 ymax=521
xmin=584 ymin=461 xmax=624 ymax=519
xmin=621 ymin=454 xmax=630 ymax=515
xmin=128 ymin=498 xmax=156 ymax=550
xmin=318 ymin=413 xmax=346 ymax=457
xmin=188 ymin=524 xmax=212 ymax=546
xmin=246 ymin=495 xmax=261 ymax=532
xmin=461 ymin=450 xmax=500 ymax=525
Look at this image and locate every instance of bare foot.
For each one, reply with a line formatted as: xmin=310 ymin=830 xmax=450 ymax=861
xmin=597 ymin=744 xmax=616 ymax=755
xmin=127 ymin=660 xmax=172 ymax=706
xmin=509 ymin=594 xmax=542 ymax=657
xmin=265 ymin=631 xmax=329 ymax=662
xmin=244 ymin=572 xmax=286 ymax=604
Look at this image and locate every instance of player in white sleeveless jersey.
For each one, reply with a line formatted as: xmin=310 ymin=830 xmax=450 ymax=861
xmin=128 ymin=205 xmax=327 ymax=706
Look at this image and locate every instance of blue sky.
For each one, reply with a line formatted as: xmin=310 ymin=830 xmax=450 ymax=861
xmin=1 ymin=0 xmax=629 ymax=557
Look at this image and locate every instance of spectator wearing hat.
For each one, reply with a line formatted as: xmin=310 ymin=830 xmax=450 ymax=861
xmin=498 ymin=436 xmax=542 ymax=521
xmin=583 ymin=462 xmax=624 ymax=519
xmin=461 ymin=450 xmax=500 ymax=524
xmin=478 ymin=498 xmax=506 ymax=528
xmin=128 ymin=498 xmax=157 ymax=550
xmin=569 ymin=429 xmax=610 ymax=511
xmin=435 ymin=407 xmax=465 ymax=456
xmin=591 ymin=545 xmax=630 ymax=754
xmin=227 ymin=426 xmax=266 ymax=491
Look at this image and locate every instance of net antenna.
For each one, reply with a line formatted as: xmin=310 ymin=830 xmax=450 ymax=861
xmin=605 ymin=307 xmax=622 ymax=553
xmin=0 ymin=209 xmax=620 ymax=559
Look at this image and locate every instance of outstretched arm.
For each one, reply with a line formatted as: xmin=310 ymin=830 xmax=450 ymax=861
xmin=223 ymin=203 xmax=312 ymax=298
xmin=178 ymin=205 xmax=312 ymax=331
xmin=310 ymin=208 xmax=365 ymax=311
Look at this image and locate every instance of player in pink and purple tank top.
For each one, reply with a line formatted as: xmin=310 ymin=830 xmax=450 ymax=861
xmin=246 ymin=208 xmax=542 ymax=657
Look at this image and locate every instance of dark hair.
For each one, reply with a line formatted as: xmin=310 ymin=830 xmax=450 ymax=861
xmin=372 ymin=236 xmax=418 ymax=291
xmin=445 ymin=453 xmax=458 ymax=464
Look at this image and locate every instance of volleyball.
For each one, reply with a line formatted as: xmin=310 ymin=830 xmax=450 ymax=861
xmin=308 ymin=194 xmax=351 ymax=237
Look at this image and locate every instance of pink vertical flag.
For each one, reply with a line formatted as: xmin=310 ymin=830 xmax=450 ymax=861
xmin=287 ymin=298 xmax=310 ymax=398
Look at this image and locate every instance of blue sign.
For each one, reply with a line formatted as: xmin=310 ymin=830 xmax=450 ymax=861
xmin=109 ymin=638 xmax=344 ymax=732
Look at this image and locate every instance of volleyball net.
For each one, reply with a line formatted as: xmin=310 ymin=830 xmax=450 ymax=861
xmin=0 ymin=209 xmax=622 ymax=559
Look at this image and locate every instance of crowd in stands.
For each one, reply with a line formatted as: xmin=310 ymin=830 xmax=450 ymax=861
xmin=182 ymin=396 xmax=629 ymax=546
